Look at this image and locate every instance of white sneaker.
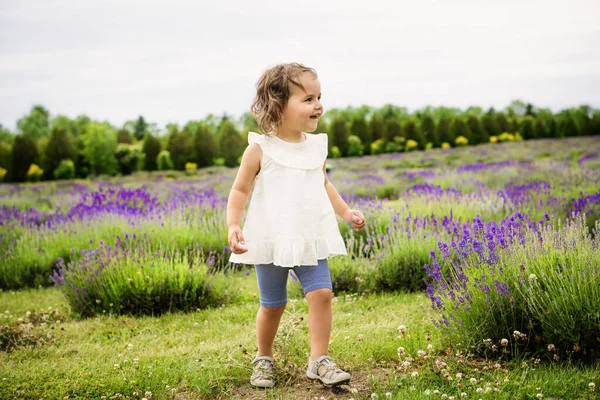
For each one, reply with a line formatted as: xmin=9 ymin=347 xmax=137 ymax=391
xmin=250 ymin=356 xmax=275 ymax=388
xmin=306 ymin=355 xmax=351 ymax=386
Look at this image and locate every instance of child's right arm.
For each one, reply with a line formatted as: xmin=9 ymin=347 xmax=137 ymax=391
xmin=226 ymin=143 xmax=262 ymax=255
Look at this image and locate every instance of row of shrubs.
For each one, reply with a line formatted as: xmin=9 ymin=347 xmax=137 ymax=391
xmin=2 ymin=102 xmax=598 ymax=182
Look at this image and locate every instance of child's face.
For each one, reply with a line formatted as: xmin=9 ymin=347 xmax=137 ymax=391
xmin=280 ymin=72 xmax=323 ymax=134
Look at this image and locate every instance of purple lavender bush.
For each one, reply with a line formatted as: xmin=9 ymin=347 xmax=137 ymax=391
xmin=424 ymin=213 xmax=600 ymax=363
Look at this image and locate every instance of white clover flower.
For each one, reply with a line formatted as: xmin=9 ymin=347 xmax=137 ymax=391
xmin=433 ymin=389 xmax=440 ymax=394
xmin=411 ymin=371 xmax=419 ymax=377
xmin=441 ymin=394 xmax=448 ymax=399
xmin=398 ymin=325 xmax=407 ymax=334
xmin=358 ymin=334 xmax=364 ymax=341
xmin=589 ymin=382 xmax=595 ymax=392
xmin=417 ymin=350 xmax=426 ymax=357
xmin=424 ymin=389 xmax=432 ymax=395
xmin=536 ymin=394 xmax=543 ymax=398
xmin=528 ymin=274 xmax=537 ymax=283
xmin=385 ymin=393 xmax=392 ymax=398
xmin=456 ymin=373 xmax=463 ymax=380
xmin=461 ymin=393 xmax=467 ymax=398
xmin=500 ymin=338 xmax=508 ymax=346
xmin=397 ymin=347 xmax=405 ymax=356
xmin=427 ymin=344 xmax=434 ymax=351
xmin=402 ymin=361 xmax=411 ymax=368
xmin=371 ymin=394 xmax=378 ymax=399
xmin=504 ymin=378 xmax=510 ymax=383
xmin=476 ymin=388 xmax=483 ymax=393
xmin=547 ymin=344 xmax=555 ymax=352
xmin=470 ymin=377 xmax=478 ymax=384
xmin=144 ymin=391 xmax=152 ymax=399
xmin=113 ymin=364 xmax=119 ymax=368
xmin=351 ymin=388 xmax=358 ymax=394
xmin=449 ymin=397 xmax=455 ymax=400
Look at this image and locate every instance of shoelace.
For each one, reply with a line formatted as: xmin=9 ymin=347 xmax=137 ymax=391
xmin=317 ymin=360 xmax=340 ymax=379
xmin=253 ymin=360 xmax=273 ymax=379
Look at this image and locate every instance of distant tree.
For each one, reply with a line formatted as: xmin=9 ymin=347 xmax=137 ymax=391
xmin=370 ymin=112 xmax=385 ymax=142
xmin=592 ymin=110 xmax=600 ymax=136
xmin=0 ymin=143 xmax=12 ymax=179
xmin=525 ymin=103 xmax=536 ymax=116
xmin=403 ymin=118 xmax=424 ymax=149
xmin=241 ymin=112 xmax=259 ymax=134
xmin=519 ymin=117 xmax=536 ymax=140
xmin=330 ymin=117 xmax=350 ymax=157
xmin=17 ymin=105 xmax=51 ymax=141
xmin=482 ymin=108 xmax=501 ymax=138
xmin=117 ymin=129 xmax=134 ymax=144
xmin=116 ymin=144 xmax=144 ymax=175
xmin=534 ymin=118 xmax=548 ymax=138
xmin=0 ymin=124 xmax=15 ymax=145
xmin=142 ymin=134 xmax=162 ymax=171
xmin=575 ymin=105 xmax=594 ymax=136
xmin=73 ymin=137 xmax=90 ymax=178
xmin=11 ymin=134 xmax=40 ymax=182
xmin=167 ymin=128 xmax=194 ymax=170
xmin=495 ymin=113 xmax=512 ymax=133
xmin=436 ymin=117 xmax=453 ymax=145
xmin=466 ymin=114 xmax=487 ymax=144
xmin=51 ymin=115 xmax=80 ymax=139
xmin=347 ymin=135 xmax=364 ymax=157
xmin=506 ymin=100 xmax=527 ymax=117
xmin=421 ymin=114 xmax=438 ymax=147
xmin=558 ymin=114 xmax=580 ymax=137
xmin=194 ymin=124 xmax=218 ymax=167
xmin=384 ymin=118 xmax=402 ymax=142
xmin=81 ymin=122 xmax=118 ymax=176
xmin=157 ymin=150 xmax=174 ymax=171
xmin=133 ymin=116 xmax=148 ymax=141
xmin=350 ymin=114 xmax=371 ymax=154
xmin=218 ymin=119 xmax=244 ymax=167
xmin=450 ymin=117 xmax=471 ymax=144
xmin=43 ymin=127 xmax=75 ymax=180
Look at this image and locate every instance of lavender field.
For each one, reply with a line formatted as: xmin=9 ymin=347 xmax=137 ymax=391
xmin=1 ymin=136 xmax=600 ymax=398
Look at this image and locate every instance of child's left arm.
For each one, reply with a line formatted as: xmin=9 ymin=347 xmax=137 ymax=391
xmin=323 ymin=162 xmax=366 ymax=231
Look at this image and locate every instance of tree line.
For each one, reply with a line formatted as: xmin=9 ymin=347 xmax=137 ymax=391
xmin=0 ymin=100 xmax=598 ymax=182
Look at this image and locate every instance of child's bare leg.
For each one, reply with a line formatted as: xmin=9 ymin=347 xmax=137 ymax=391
xmin=305 ymin=288 xmax=333 ymax=361
xmin=256 ymin=305 xmax=286 ymax=357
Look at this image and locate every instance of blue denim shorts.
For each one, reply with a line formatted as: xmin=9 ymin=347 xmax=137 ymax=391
xmin=255 ymin=258 xmax=332 ymax=308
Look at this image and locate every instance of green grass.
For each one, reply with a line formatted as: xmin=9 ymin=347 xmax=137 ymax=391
xmin=1 ymin=273 xmax=598 ymax=399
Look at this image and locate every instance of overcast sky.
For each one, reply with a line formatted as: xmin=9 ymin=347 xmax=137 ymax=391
xmin=1 ymin=0 xmax=599 ymax=131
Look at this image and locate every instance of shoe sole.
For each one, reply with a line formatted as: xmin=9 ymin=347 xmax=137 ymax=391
xmin=250 ymin=381 xmax=275 ymax=389
xmin=306 ymin=372 xmax=350 ymax=387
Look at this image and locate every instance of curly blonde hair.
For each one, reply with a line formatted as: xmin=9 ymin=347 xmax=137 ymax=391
xmin=250 ymin=62 xmax=318 ymax=136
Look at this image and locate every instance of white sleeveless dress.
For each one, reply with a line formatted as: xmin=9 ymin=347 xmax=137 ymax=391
xmin=229 ymin=131 xmax=348 ymax=268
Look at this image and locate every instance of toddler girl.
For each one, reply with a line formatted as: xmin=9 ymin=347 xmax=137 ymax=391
xmin=226 ymin=62 xmax=366 ymax=388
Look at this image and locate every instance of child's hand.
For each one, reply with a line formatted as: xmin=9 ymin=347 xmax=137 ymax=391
xmin=343 ymin=209 xmax=366 ymax=231
xmin=228 ymin=225 xmax=248 ymax=254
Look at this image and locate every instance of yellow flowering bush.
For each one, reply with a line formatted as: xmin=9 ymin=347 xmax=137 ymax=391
xmin=26 ymin=164 xmax=44 ymax=182
xmin=331 ymin=145 xmax=342 ymax=159
xmin=0 ymin=167 xmax=6 ymax=181
xmin=490 ymin=136 xmax=498 ymax=143
xmin=405 ymin=139 xmax=418 ymax=152
xmin=441 ymin=142 xmax=451 ymax=149
xmin=185 ymin=162 xmax=197 ymax=172
xmin=455 ymin=136 xmax=469 ymax=146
